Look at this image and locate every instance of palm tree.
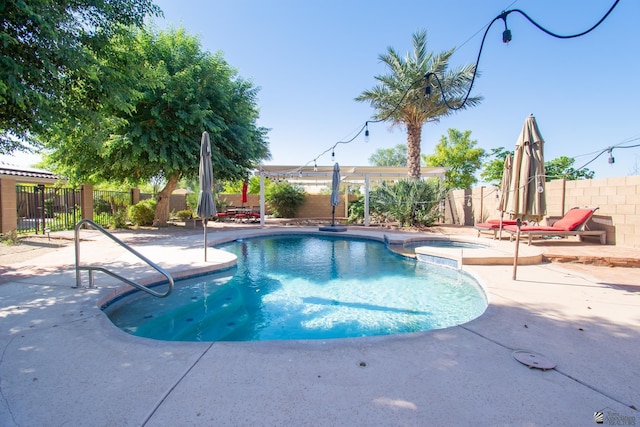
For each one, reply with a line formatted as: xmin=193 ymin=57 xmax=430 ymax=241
xmin=356 ymin=30 xmax=482 ymax=178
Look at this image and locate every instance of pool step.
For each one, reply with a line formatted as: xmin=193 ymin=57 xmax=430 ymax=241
xmin=414 ymin=244 xmax=543 ymax=267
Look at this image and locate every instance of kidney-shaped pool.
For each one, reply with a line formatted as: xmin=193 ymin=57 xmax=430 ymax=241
xmin=102 ymin=234 xmax=488 ymax=342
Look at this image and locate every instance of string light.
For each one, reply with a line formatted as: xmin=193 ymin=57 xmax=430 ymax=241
xmin=268 ymin=1 xmax=621 ymax=177
xmin=607 ymin=148 xmax=615 ymax=164
xmin=425 ymin=0 xmax=620 ymax=110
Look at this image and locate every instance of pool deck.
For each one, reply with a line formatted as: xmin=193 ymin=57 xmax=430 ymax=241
xmin=1 ymin=224 xmax=639 ymax=426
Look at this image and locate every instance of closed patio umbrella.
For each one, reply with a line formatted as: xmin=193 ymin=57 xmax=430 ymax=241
xmin=508 ymin=114 xmax=546 ymax=279
xmin=196 ymin=131 xmax=216 ymax=262
xmin=330 ymin=163 xmax=340 ymax=226
xmin=241 ymin=180 xmax=248 ymax=206
xmin=496 ymin=154 xmax=513 ymax=240
xmin=320 ymin=162 xmax=346 ymax=232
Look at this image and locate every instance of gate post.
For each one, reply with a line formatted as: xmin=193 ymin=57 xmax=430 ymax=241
xmin=80 ymin=184 xmax=93 ymax=221
xmin=0 ymin=177 xmax=17 ymax=233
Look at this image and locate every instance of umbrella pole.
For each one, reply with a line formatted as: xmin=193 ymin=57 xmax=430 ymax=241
xmin=203 ymin=218 xmax=208 ymax=262
xmin=512 ymin=219 xmax=521 ymax=280
xmin=331 ymin=206 xmax=335 ymax=226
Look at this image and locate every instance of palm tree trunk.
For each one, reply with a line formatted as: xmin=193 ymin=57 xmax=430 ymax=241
xmin=407 ymin=123 xmax=422 ymax=178
xmin=153 ymin=172 xmax=180 ymax=227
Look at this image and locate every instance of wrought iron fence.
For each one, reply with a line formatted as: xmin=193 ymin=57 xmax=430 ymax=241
xmin=92 ymin=189 xmax=131 ymax=228
xmin=16 ymin=185 xmax=81 ymax=234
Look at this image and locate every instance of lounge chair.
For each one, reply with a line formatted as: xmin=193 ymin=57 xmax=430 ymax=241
xmin=474 ymin=219 xmax=520 ymax=239
xmin=502 ymin=207 xmax=606 ymax=245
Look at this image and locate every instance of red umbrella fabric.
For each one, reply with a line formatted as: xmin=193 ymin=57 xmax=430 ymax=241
xmin=241 ymin=180 xmax=248 ymax=205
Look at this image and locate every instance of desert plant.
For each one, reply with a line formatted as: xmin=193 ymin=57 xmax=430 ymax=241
xmin=264 ymin=182 xmax=306 ymax=218
xmin=370 ymin=178 xmax=443 ymax=227
xmin=128 ymin=198 xmax=157 ymax=226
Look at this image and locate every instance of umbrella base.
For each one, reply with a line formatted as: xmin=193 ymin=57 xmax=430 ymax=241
xmin=319 ymin=225 xmax=347 ymax=232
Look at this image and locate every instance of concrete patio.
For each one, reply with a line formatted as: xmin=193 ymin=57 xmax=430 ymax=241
xmin=1 ymin=224 xmax=638 ymax=426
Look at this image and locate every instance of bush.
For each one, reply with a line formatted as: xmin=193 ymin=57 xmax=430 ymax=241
xmin=108 ymin=209 xmax=128 ymax=229
xmin=176 ymin=209 xmax=193 ymax=220
xmin=265 ymin=182 xmax=306 ymax=218
xmin=128 ymin=199 xmax=157 ymax=226
xmin=370 ymin=178 xmax=444 ymax=227
xmin=347 ymin=197 xmax=364 ymax=224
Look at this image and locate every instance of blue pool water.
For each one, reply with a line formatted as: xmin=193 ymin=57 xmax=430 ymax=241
xmin=103 ymin=235 xmax=488 ymax=342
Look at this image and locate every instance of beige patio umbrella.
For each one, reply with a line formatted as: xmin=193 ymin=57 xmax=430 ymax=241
xmin=496 ymin=153 xmax=513 ymax=240
xmin=508 ymin=114 xmax=546 ymax=279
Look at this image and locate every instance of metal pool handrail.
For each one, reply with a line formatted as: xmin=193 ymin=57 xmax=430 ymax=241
xmin=74 ymin=219 xmax=174 ymax=298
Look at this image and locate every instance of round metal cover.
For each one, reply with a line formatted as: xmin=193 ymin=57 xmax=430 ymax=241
xmin=512 ymin=350 xmax=556 ymax=370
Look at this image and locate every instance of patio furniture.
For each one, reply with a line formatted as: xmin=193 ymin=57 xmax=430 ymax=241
xmin=502 ymin=207 xmax=606 ymax=245
xmin=474 ymin=219 xmax=521 ymax=239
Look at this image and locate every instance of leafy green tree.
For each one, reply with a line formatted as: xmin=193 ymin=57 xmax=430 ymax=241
xmin=265 ymin=182 xmax=306 ymax=218
xmin=423 ymin=129 xmax=485 ymax=190
xmin=356 ymin=30 xmax=481 ymax=178
xmin=43 ymin=28 xmax=270 ymax=226
xmin=480 ymin=147 xmax=512 ymax=186
xmin=370 ymin=178 xmax=443 ymax=227
xmin=481 ymin=150 xmax=595 ymax=185
xmin=545 ymin=156 xmax=595 ymax=181
xmin=368 ymin=144 xmax=407 ymax=167
xmin=0 ymin=0 xmax=160 ymax=154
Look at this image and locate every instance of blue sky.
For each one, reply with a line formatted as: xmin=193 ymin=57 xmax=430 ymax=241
xmin=3 ymin=0 xmax=638 ymax=181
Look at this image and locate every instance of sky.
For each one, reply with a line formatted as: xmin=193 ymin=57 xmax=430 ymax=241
xmin=2 ymin=0 xmax=639 ymax=181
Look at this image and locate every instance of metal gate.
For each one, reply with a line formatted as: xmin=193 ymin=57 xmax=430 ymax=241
xmin=16 ymin=185 xmax=81 ymax=234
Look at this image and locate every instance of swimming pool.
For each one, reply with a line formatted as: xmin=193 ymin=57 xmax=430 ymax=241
xmin=103 ymin=235 xmax=488 ymax=342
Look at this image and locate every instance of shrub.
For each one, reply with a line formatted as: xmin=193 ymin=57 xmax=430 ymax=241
xmin=108 ymin=209 xmax=128 ymax=229
xmin=176 ymin=210 xmax=193 ymax=220
xmin=347 ymin=197 xmax=364 ymax=224
xmin=128 ymin=199 xmax=157 ymax=226
xmin=370 ymin=178 xmax=444 ymax=227
xmin=265 ymin=182 xmax=306 ymax=218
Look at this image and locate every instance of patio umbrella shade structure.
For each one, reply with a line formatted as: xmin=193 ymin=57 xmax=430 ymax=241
xmin=507 ymin=115 xmax=546 ymax=279
xmin=241 ymin=180 xmax=248 ymax=206
xmin=497 ymin=154 xmax=513 ymax=240
xmin=196 ymin=131 xmax=216 ymax=262
xmin=320 ymin=163 xmax=346 ymax=232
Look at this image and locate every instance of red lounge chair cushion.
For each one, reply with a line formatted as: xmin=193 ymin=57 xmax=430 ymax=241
xmin=486 ymin=219 xmax=518 ymax=225
xmin=475 ymin=222 xmax=500 ymax=229
xmin=551 ymin=208 xmax=593 ymax=231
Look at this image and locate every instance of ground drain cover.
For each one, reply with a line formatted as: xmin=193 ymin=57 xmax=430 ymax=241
xmin=512 ymin=350 xmax=556 ymax=370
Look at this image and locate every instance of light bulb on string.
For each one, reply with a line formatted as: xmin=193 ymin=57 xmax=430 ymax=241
xmin=364 ymin=122 xmax=370 ymax=143
xmin=331 ymin=150 xmax=335 ymax=162
xmin=608 ymin=148 xmax=615 ymax=164
xmin=537 ymin=178 xmax=544 ymax=194
xmin=313 ymin=161 xmax=318 ymax=172
xmin=466 ymin=196 xmax=472 ymax=207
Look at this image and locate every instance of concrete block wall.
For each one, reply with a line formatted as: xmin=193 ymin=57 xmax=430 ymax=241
xmin=447 ymin=176 xmax=640 ymax=248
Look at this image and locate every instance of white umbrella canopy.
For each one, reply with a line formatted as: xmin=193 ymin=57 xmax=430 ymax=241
xmin=196 ymin=131 xmax=216 ymax=261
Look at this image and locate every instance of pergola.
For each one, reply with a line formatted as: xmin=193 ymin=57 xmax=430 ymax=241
xmin=255 ymin=165 xmax=448 ymax=226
